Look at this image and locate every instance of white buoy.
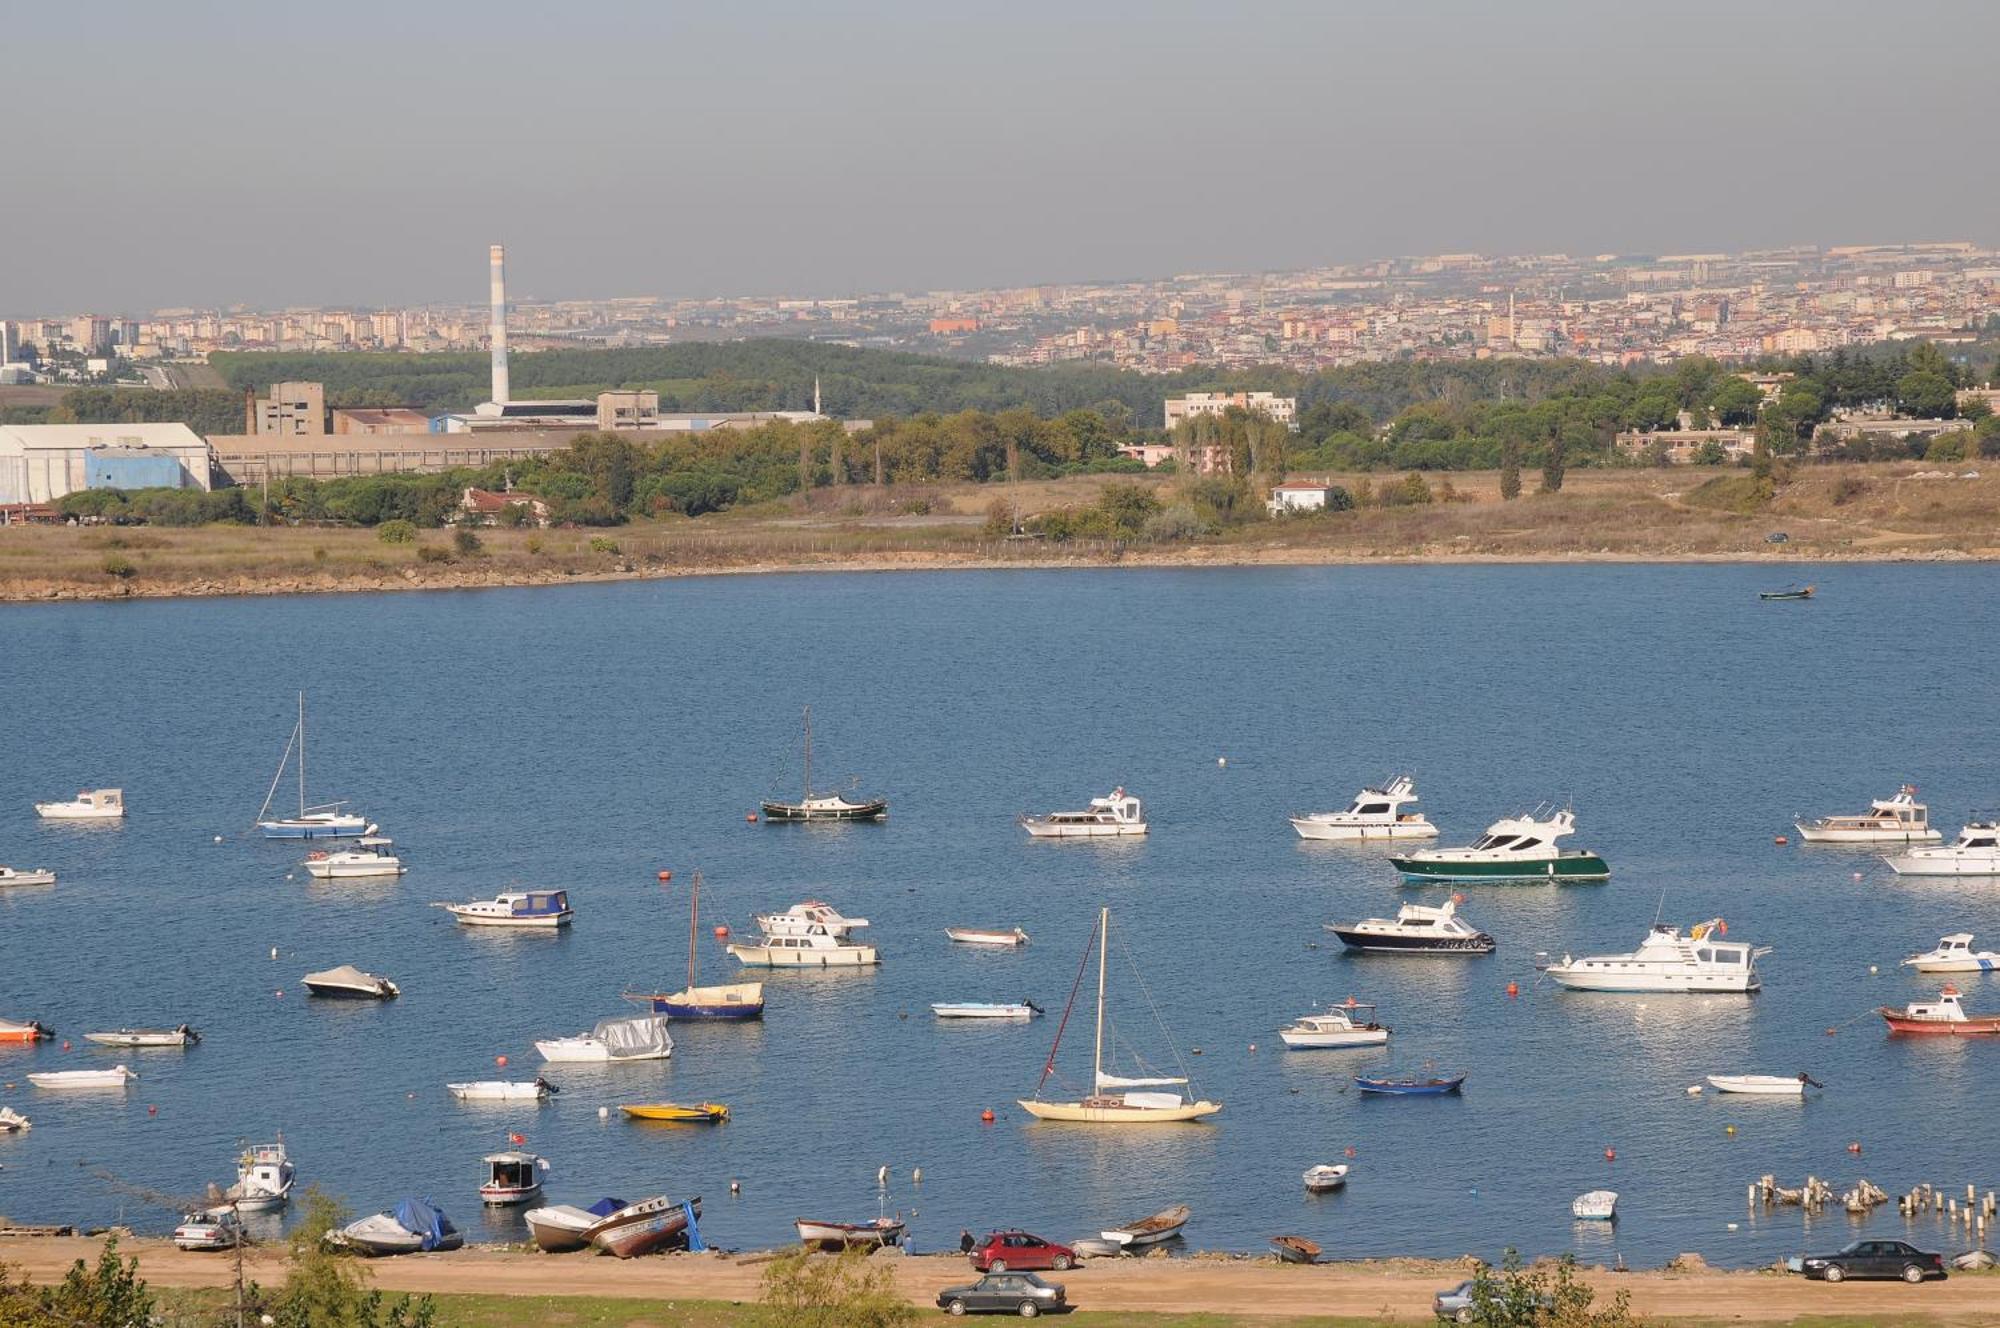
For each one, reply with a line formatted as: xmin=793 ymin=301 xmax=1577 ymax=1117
xmin=730 ymin=1179 xmax=741 ymax=1194
xmin=270 ymin=946 xmax=278 ymax=960
xmin=597 ymin=1106 xmax=608 ymax=1119
xmin=1688 ymin=1085 xmax=1704 ymax=1095
xmin=1869 ymin=965 xmax=1878 ymax=974
xmin=1727 ymin=1222 xmax=1739 ymax=1231
xmin=1217 ymin=756 xmax=1227 ymax=767
xmin=912 ymin=1167 xmax=923 ymax=1184
xmin=214 ymin=835 xmax=224 ymax=844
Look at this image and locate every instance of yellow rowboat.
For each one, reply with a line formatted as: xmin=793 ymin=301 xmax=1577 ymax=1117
xmin=620 ymin=1102 xmax=730 ymax=1124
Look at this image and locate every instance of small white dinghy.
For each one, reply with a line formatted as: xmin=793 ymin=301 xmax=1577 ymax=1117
xmin=946 ymin=927 xmax=1030 ymax=947
xmin=447 ymin=1079 xmax=557 ymax=1102
xmin=83 ymin=1025 xmax=199 ymax=1048
xmin=0 ymin=866 xmax=57 ymax=888
xmin=1705 ymin=1073 xmax=1821 ymax=1096
xmin=931 ymin=1001 xmax=1042 ymax=1019
xmin=1302 ymin=1163 xmax=1350 ymax=1193
xmin=28 ymin=1066 xmax=136 ymax=1090
xmin=1572 ymin=1190 xmax=1618 ymax=1221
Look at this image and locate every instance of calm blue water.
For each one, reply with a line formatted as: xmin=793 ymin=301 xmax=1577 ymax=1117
xmin=1 ymin=565 xmax=1997 ymax=1269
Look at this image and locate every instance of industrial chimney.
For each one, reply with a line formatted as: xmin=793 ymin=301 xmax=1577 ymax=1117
xmin=488 ymin=243 xmax=510 ymax=406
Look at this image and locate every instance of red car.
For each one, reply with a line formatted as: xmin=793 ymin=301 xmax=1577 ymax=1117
xmin=969 ymin=1230 xmax=1075 ymax=1272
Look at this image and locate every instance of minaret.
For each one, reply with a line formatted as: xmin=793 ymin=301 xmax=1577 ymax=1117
xmin=488 ymin=244 xmax=510 ymax=406
xmin=1508 ymin=290 xmax=1517 ymax=346
xmin=813 ymin=375 xmax=822 ymax=417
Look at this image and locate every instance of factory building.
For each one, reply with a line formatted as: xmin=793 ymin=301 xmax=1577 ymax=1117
xmin=0 ymin=423 xmax=214 ymax=503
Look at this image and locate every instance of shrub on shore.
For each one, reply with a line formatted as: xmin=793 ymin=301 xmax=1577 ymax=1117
xmin=756 ymin=1247 xmax=913 ymax=1328
xmin=376 ymin=520 xmax=416 ymax=544
xmin=0 ymin=1237 xmax=154 ymax=1327
xmin=1467 ymin=1250 xmax=1649 ymax=1326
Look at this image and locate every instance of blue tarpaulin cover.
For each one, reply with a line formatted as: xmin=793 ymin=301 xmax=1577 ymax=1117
xmin=391 ymin=1197 xmax=457 ymax=1250
xmin=684 ymin=1200 xmax=705 ymax=1252
xmin=586 ymin=1197 xmax=629 ymax=1218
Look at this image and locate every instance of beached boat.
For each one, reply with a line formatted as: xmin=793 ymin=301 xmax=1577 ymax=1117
xmin=1324 ymin=897 xmax=1495 ymax=954
xmin=225 ymin=1142 xmax=295 ymax=1211
xmin=755 ymin=900 xmax=870 ymax=938
xmin=1885 ymin=820 xmax=2000 ymax=875
xmin=479 ymin=1150 xmax=546 ymax=1205
xmin=534 ymin=1015 xmax=672 ymax=1063
xmin=1271 ymin=1234 xmax=1322 ymax=1264
xmin=1544 ymin=918 xmax=1768 ymax=993
xmin=946 ymin=926 xmax=1030 ymax=947
xmin=82 ymin=1025 xmax=198 ymax=1048
xmin=932 ymin=1001 xmax=1042 ymax=1019
xmin=0 ymin=866 xmax=57 ymax=888
xmin=1758 ymin=584 xmax=1814 ymax=601
xmin=1390 ymin=806 xmax=1609 ymax=882
xmin=172 ymin=1207 xmax=245 ymax=1251
xmin=303 ymin=836 xmax=405 ymax=879
xmin=1290 ymin=775 xmax=1439 ymax=841
xmin=796 ymin=1215 xmax=904 ymax=1250
xmin=330 ymin=1198 xmax=462 ymax=1256
xmin=447 ymin=1079 xmax=557 ymax=1102
xmin=1706 ymin=1073 xmax=1821 ymax=1096
xmin=0 ymin=1107 xmax=32 ymax=1132
xmin=302 ymin=964 xmax=399 ymax=999
xmin=1302 ymin=1164 xmax=1349 ymax=1193
xmin=0 ymin=1018 xmax=52 ymax=1044
xmin=34 ymin=788 xmax=123 ymax=821
xmin=1795 ymin=785 xmax=1940 ymax=843
xmin=587 ymin=1196 xmax=701 ymax=1258
xmin=1572 ymin=1190 xmax=1618 ymax=1221
xmin=436 ymin=890 xmax=572 ymax=928
xmin=1279 ymin=1001 xmax=1390 ymax=1049
xmin=620 ymin=1102 xmax=730 ymax=1124
xmin=28 ymin=1066 xmax=136 ymax=1090
xmin=1880 ymin=985 xmax=2000 ymax=1035
xmin=1019 ymin=908 xmax=1220 ymax=1124
xmin=524 ymin=1197 xmax=627 ymax=1253
xmin=761 ymin=707 xmax=887 ymax=822
xmin=622 ymin=871 xmax=764 ymax=1020
xmin=1354 ymin=1072 xmax=1464 ymax=1095
xmin=727 ymin=924 xmax=878 ymax=967
xmin=1902 ymin=933 xmax=2000 ymax=974
xmin=255 ymin=695 xmax=370 ymax=838
xmin=1021 ymin=788 xmax=1148 ymax=838
xmin=1102 ymin=1204 xmax=1190 ymax=1248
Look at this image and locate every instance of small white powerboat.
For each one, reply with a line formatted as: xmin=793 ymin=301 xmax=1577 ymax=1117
xmin=303 ymin=836 xmax=406 ymax=879
xmin=479 ymin=1150 xmax=547 ymax=1205
xmin=28 ymin=1066 xmax=136 ymax=1090
xmin=931 ymin=1001 xmax=1042 ymax=1019
xmin=1706 ymin=1073 xmax=1821 ymax=1096
xmin=1290 ymin=775 xmax=1439 ymax=841
xmin=1902 ymin=933 xmax=2000 ymax=973
xmin=34 ymin=788 xmax=123 ymax=821
xmin=447 ymin=1079 xmax=557 ymax=1102
xmin=302 ymin=965 xmax=400 ymax=999
xmin=435 ymin=890 xmax=572 ymax=928
xmin=1886 ymin=821 xmax=2000 ymax=875
xmin=83 ymin=1025 xmax=199 ymax=1048
xmin=946 ymin=926 xmax=1030 ymax=947
xmin=0 ymin=1107 xmax=31 ymax=1132
xmin=225 ymin=1142 xmax=295 ymax=1211
xmin=1279 ymin=1001 xmax=1390 ymax=1049
xmin=1021 ymin=788 xmax=1149 ymax=838
xmin=1572 ymin=1190 xmax=1618 ymax=1221
xmin=534 ymin=1016 xmax=672 ymax=1063
xmin=0 ymin=866 xmax=57 ymax=888
xmin=1302 ymin=1163 xmax=1350 ymax=1193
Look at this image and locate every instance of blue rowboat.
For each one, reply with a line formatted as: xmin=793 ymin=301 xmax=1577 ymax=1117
xmin=1355 ymin=1072 xmax=1465 ymax=1096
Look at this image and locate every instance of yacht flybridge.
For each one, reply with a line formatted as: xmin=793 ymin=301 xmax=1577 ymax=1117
xmin=761 ymin=706 xmax=887 ymax=822
xmin=1390 ymin=806 xmax=1609 ymax=882
xmin=255 ymin=694 xmax=370 ymax=839
xmin=1795 ymin=785 xmax=1940 ymax=844
xmin=1290 ymin=776 xmax=1438 ymax=841
xmin=1885 ymin=819 xmax=2000 ymax=875
xmin=1543 ymin=918 xmax=1768 ymax=993
xmin=1021 ymin=789 xmax=1149 ymax=838
xmin=1324 ymin=897 xmax=1495 ymax=954
xmin=1018 ymin=907 xmax=1219 ymax=1124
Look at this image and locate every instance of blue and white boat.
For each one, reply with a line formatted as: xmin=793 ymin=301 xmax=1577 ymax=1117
xmin=1354 ymin=1071 xmax=1465 ymax=1096
xmin=436 ymin=890 xmax=573 ymax=929
xmin=622 ymin=871 xmax=764 ymax=1019
xmin=254 ymin=693 xmax=371 ymax=839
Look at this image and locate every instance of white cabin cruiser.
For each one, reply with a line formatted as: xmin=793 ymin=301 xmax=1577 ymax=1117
xmin=1795 ymin=785 xmax=1940 ymax=843
xmin=1902 ymin=933 xmax=2000 ymax=974
xmin=1279 ymin=1001 xmax=1390 ymax=1049
xmin=302 ymin=964 xmax=399 ymax=999
xmin=534 ymin=1015 xmax=673 ymax=1063
xmin=1324 ymin=897 xmax=1496 ymax=954
xmin=480 ymin=1150 xmax=547 ymax=1205
xmin=1544 ymin=918 xmax=1768 ymax=993
xmin=1885 ymin=820 xmax=2000 ymax=875
xmin=1021 ymin=788 xmax=1149 ymax=838
xmin=1290 ymin=775 xmax=1439 ymax=841
xmin=225 ymin=1142 xmax=295 ymax=1211
xmin=0 ymin=866 xmax=57 ymax=888
xmin=34 ymin=788 xmax=123 ymax=821
xmin=754 ymin=900 xmax=869 ymax=938
xmin=303 ymin=836 xmax=405 ymax=878
xmin=727 ymin=925 xmax=879 ymax=967
xmin=1390 ymin=806 xmax=1609 ymax=882
xmin=436 ymin=890 xmax=573 ymax=928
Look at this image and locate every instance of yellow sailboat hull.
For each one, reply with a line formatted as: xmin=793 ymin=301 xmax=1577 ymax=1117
xmin=1017 ymin=1098 xmax=1221 ymax=1124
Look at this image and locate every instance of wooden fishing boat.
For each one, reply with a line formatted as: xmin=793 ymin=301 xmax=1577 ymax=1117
xmin=479 ymin=1150 xmax=545 ymax=1206
xmin=1758 ymin=584 xmax=1814 ymax=601
xmin=795 ymin=1216 xmax=905 ymax=1250
xmin=1354 ymin=1071 xmax=1465 ymax=1096
xmin=524 ymin=1197 xmax=626 ymax=1253
xmin=1271 ymin=1234 xmax=1321 ymax=1264
xmin=587 ymin=1195 xmax=701 ymax=1258
xmin=619 ymin=1102 xmax=730 ymax=1124
xmin=1101 ymin=1204 xmax=1190 ymax=1248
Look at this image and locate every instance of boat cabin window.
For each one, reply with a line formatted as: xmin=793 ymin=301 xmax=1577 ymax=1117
xmin=1510 ymin=837 xmax=1541 ymax=851
xmin=1358 ymin=803 xmax=1390 ymax=815
xmin=1968 ymin=838 xmax=1996 ymax=849
xmin=1695 ymin=948 xmax=1713 ymax=963
xmin=1474 ymin=834 xmax=1516 ymax=850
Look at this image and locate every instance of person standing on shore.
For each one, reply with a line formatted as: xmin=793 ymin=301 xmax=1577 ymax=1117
xmin=960 ymin=1228 xmax=975 ymax=1254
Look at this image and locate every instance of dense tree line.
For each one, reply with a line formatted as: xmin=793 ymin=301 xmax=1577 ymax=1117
xmin=35 ymin=387 xmax=247 ymax=436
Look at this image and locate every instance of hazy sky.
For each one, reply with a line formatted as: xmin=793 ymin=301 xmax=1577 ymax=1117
xmin=13 ymin=0 xmax=1998 ymax=312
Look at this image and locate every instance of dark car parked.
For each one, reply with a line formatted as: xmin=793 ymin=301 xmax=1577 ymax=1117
xmin=1794 ymin=1239 xmax=1946 ymax=1283
xmin=970 ymin=1230 xmax=1076 ymax=1272
xmin=936 ymin=1271 xmax=1067 ymax=1317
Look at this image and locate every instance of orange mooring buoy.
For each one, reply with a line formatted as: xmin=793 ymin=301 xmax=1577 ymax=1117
xmin=1506 ymin=981 xmax=1519 ymax=998
xmin=746 ymin=813 xmax=758 ymax=823
xmin=981 ymin=1109 xmax=996 ymax=1123
xmin=1774 ymin=835 xmax=1789 ymax=845
xmin=657 ymin=870 xmax=673 ymax=882
xmin=1604 ymin=1147 xmax=1616 ymax=1162
xmin=714 ymin=925 xmax=730 ymax=938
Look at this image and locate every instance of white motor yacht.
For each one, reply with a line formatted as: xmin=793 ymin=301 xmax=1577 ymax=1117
xmin=727 ymin=925 xmax=879 ymax=967
xmin=1390 ymin=806 xmax=1609 ymax=882
xmin=34 ymin=788 xmax=123 ymax=821
xmin=0 ymin=866 xmax=57 ymax=888
xmin=1795 ymin=785 xmax=1941 ymax=843
xmin=1279 ymin=1001 xmax=1390 ymax=1049
xmin=304 ymin=836 xmax=406 ymax=879
xmin=225 ymin=1142 xmax=295 ymax=1211
xmin=1323 ymin=897 xmax=1496 ymax=954
xmin=1290 ymin=775 xmax=1439 ymax=841
xmin=1885 ymin=820 xmax=2000 ymax=875
xmin=1901 ymin=933 xmax=2000 ymax=973
xmin=1021 ymin=788 xmax=1149 ymax=838
xmin=435 ymin=890 xmax=573 ymax=928
xmin=534 ymin=1015 xmax=672 ymax=1063
xmin=754 ymin=900 xmax=869 ymax=938
xmin=1544 ymin=918 xmax=1768 ymax=993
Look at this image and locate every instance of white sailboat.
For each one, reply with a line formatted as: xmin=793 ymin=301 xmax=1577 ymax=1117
xmin=255 ymin=694 xmax=369 ymax=839
xmin=1018 ymin=907 xmax=1220 ymax=1124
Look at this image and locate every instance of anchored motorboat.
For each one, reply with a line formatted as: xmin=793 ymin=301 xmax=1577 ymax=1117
xmin=0 ymin=1108 xmax=32 ymax=1133
xmin=27 ymin=1066 xmax=136 ymax=1090
xmin=1795 ymin=785 xmax=1940 ymax=843
xmin=1544 ymin=918 xmax=1768 ymax=993
xmin=1706 ymin=1073 xmax=1821 ymax=1096
xmin=436 ymin=890 xmax=573 ymax=928
xmin=303 ymin=836 xmax=405 ymax=879
xmin=447 ymin=1079 xmax=557 ymax=1102
xmin=761 ymin=706 xmax=887 ymax=822
xmin=1302 ymin=1164 xmax=1350 ymax=1193
xmin=947 ymin=926 xmax=1030 ymax=947
xmin=931 ymin=1001 xmax=1042 ymax=1019
xmin=534 ymin=1015 xmax=672 ymax=1063
xmin=755 ymin=900 xmax=869 ymax=938
xmin=1279 ymin=1000 xmax=1390 ymax=1049
xmin=1021 ymin=788 xmax=1148 ymax=838
xmin=619 ymin=1102 xmax=730 ymax=1124
xmin=0 ymin=866 xmax=57 ymax=888
xmin=302 ymin=964 xmax=399 ymax=999
xmin=34 ymin=788 xmax=123 ymax=821
xmin=480 ymin=1150 xmax=547 ymax=1205
xmin=1390 ymin=806 xmax=1609 ymax=882
xmin=1902 ymin=933 xmax=2000 ymax=973
xmin=621 ymin=871 xmax=764 ymax=1020
xmin=0 ymin=1018 xmax=52 ymax=1044
xmin=1886 ymin=820 xmax=2000 ymax=875
xmin=727 ymin=920 xmax=879 ymax=967
xmin=83 ymin=1025 xmax=199 ymax=1048
xmin=1880 ymin=985 xmax=2000 ymax=1035
xmin=330 ymin=1199 xmax=462 ymax=1256
xmin=1572 ymin=1190 xmax=1618 ymax=1221
xmin=1354 ymin=1071 xmax=1465 ymax=1096
xmin=1290 ymin=775 xmax=1439 ymax=841
xmin=254 ymin=694 xmax=369 ymax=839
xmin=1324 ymin=897 xmax=1496 ymax=954
xmin=225 ymin=1142 xmax=295 ymax=1211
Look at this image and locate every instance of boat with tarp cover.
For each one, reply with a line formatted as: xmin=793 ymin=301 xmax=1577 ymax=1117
xmin=330 ymin=1198 xmax=462 ymax=1256
xmin=534 ymin=1015 xmax=672 ymax=1063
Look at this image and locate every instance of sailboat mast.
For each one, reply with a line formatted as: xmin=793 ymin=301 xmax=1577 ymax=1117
xmin=687 ymin=871 xmax=700 ymax=990
xmin=802 ymin=705 xmax=813 ymax=800
xmin=295 ymin=692 xmax=306 ymax=817
xmin=1092 ymin=906 xmax=1108 ymax=1091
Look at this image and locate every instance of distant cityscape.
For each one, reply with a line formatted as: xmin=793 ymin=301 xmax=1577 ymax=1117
xmin=6 ymin=241 xmax=2000 ymax=388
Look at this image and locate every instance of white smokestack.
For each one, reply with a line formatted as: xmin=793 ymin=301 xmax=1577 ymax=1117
xmin=488 ymin=243 xmax=510 ymax=405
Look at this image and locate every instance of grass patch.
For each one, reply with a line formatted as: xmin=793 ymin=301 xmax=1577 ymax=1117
xmin=1683 ymin=473 xmax=1774 ymax=515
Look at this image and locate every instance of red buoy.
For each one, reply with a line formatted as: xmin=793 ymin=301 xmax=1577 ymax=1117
xmin=657 ymin=870 xmax=673 ymax=882
xmin=496 ymin=1054 xmax=508 ymax=1068
xmin=1774 ymin=835 xmax=1789 ymax=845
xmin=714 ymin=925 xmax=730 ymax=938
xmin=1506 ymin=981 xmax=1519 ymax=998
xmin=1344 ymin=1145 xmax=1357 ymax=1158
xmin=147 ymin=1105 xmax=158 ymax=1116
xmin=1848 ymin=1141 xmax=1862 ymax=1153
xmin=60 ymin=1041 xmax=70 ymax=1052
xmin=1604 ymin=1148 xmax=1617 ymax=1162
xmin=980 ymin=1109 xmax=995 ymax=1123
xmin=746 ymin=813 xmax=758 ymax=823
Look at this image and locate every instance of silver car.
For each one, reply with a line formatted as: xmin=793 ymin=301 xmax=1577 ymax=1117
xmin=172 ymin=1206 xmax=244 ymax=1251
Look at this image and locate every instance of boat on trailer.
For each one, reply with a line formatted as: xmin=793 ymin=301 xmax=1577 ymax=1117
xmin=1290 ymin=775 xmax=1439 ymax=841
xmin=761 ymin=707 xmax=887 ymax=822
